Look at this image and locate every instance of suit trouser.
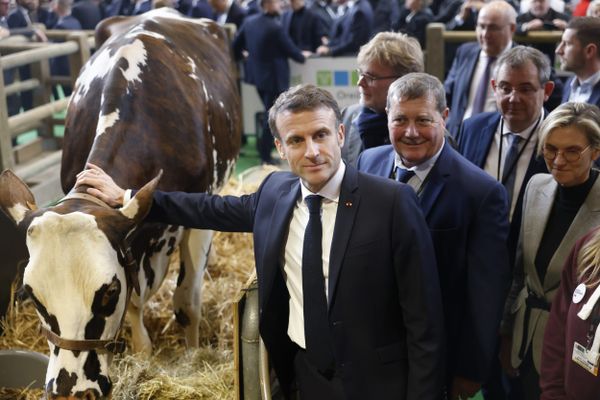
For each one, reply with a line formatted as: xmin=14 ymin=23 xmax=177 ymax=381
xmin=293 ymin=346 xmax=345 ymax=400
xmin=257 ymin=88 xmax=280 ymax=163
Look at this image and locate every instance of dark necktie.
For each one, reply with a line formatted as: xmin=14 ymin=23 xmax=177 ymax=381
xmin=502 ymin=133 xmax=522 ymax=204
xmin=302 ymin=195 xmax=335 ymax=373
xmin=472 ymin=56 xmax=496 ymax=115
xmin=395 ymin=167 xmax=416 ymax=183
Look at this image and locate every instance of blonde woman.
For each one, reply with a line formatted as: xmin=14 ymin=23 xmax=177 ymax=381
xmin=541 ymin=223 xmax=600 ymax=398
xmin=501 ymin=102 xmax=600 ymax=399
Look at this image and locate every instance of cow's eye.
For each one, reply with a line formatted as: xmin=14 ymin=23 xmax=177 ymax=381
xmin=102 ymin=280 xmax=120 ymax=306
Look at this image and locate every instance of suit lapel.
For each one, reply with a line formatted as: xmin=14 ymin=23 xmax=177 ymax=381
xmin=589 ymin=80 xmax=600 ymax=106
xmin=419 ymin=143 xmax=450 ymax=217
xmin=544 ymin=177 xmax=600 ymax=291
xmin=473 ymin=114 xmax=501 ymax=168
xmin=260 ymin=179 xmax=300 ymax=308
xmin=328 ymin=166 xmax=360 ymax=307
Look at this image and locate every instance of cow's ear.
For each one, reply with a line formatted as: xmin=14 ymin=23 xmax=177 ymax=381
xmin=0 ymin=170 xmax=37 ymax=225
xmin=119 ymin=170 xmax=162 ymax=225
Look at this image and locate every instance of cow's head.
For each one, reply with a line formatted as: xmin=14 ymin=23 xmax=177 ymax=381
xmin=0 ymin=170 xmax=160 ymax=399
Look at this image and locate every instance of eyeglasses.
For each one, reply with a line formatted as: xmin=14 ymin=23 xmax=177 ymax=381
xmin=356 ymin=69 xmax=399 ymax=86
xmin=494 ymin=83 xmax=542 ymax=97
xmin=542 ymin=145 xmax=591 ymax=162
xmin=476 ymin=23 xmax=506 ymax=32
xmin=390 ymin=116 xmax=439 ymax=129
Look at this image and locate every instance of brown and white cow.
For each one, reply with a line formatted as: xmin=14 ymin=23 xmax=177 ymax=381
xmin=0 ymin=8 xmax=241 ymax=399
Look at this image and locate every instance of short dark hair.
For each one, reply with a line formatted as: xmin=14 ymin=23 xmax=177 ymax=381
xmin=493 ymin=45 xmax=551 ymax=85
xmin=568 ymin=17 xmax=600 ymax=60
xmin=387 ymin=73 xmax=447 ymax=114
xmin=268 ymin=84 xmax=341 ymax=139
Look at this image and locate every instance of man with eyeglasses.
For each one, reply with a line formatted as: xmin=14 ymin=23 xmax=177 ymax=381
xmin=358 ymin=72 xmax=511 ymax=400
xmin=458 ymin=46 xmax=556 ymax=399
xmin=340 ymin=31 xmax=424 ymax=166
xmin=445 ymin=0 xmax=517 ymax=137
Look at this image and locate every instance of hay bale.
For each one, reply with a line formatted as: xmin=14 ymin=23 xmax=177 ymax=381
xmin=0 ymin=168 xmax=279 ymax=399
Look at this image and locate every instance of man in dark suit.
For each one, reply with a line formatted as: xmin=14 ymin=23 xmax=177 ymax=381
xmin=309 ymin=0 xmax=336 ymax=32
xmin=357 ymin=72 xmax=511 ymax=400
xmin=458 ymin=46 xmax=556 ymax=400
xmin=49 ymin=0 xmax=82 ymax=97
xmin=458 ymin=46 xmax=554 ymax=266
xmin=281 ymin=0 xmax=327 ymax=52
xmin=444 ymin=0 xmax=517 ymax=137
xmin=71 ymin=0 xmax=103 ymax=29
xmin=76 ymin=84 xmax=445 ymax=400
xmin=187 ymin=0 xmax=214 ymax=18
xmin=232 ymin=0 xmax=310 ymax=164
xmin=316 ymin=0 xmax=373 ymax=56
xmin=209 ymin=0 xmax=246 ymax=28
xmin=556 ymin=17 xmax=600 ymax=107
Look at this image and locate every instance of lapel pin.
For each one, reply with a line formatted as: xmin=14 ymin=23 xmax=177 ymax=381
xmin=345 ymin=201 xmax=352 ymax=207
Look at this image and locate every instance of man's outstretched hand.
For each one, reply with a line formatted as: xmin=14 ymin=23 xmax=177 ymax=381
xmin=75 ymin=163 xmax=126 ymax=208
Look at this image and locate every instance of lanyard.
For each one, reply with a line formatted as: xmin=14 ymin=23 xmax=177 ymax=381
xmin=495 ymin=116 xmax=541 ymax=184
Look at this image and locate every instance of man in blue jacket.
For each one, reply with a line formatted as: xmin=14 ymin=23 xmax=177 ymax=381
xmin=358 ymin=72 xmax=510 ymax=400
xmin=232 ymin=0 xmax=310 ymax=164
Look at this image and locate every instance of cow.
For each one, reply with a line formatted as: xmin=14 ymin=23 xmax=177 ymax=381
xmin=0 ymin=8 xmax=241 ymax=399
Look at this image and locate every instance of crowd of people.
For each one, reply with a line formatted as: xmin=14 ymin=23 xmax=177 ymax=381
xmin=4 ymin=0 xmax=600 ymax=398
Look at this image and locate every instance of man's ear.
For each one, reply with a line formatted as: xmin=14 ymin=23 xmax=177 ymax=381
xmin=337 ymin=123 xmax=345 ymax=146
xmin=543 ymin=80 xmax=555 ymax=101
xmin=274 ymin=138 xmax=286 ymax=159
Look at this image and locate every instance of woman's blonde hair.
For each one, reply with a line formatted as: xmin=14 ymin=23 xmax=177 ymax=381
xmin=578 ymin=229 xmax=600 ymax=286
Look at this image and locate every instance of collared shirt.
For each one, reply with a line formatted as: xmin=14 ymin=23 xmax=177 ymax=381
xmin=284 ymin=161 xmax=345 ymax=348
xmin=484 ymin=110 xmax=543 ymax=219
xmin=394 ymin=138 xmax=445 ymax=193
xmin=216 ymin=0 xmax=233 ymax=24
xmin=569 ymin=70 xmax=600 ymax=104
xmin=464 ymin=42 xmax=512 ymax=120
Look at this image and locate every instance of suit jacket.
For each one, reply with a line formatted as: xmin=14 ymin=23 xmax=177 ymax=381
xmin=357 ymin=143 xmax=511 ymax=384
xmin=72 ymin=0 xmax=103 ymax=29
xmin=224 ymin=1 xmax=246 ymax=28
xmin=309 ymin=0 xmax=336 ymax=31
xmin=457 ymin=112 xmax=549 ymax=265
xmin=392 ymin=8 xmax=433 ymax=48
xmin=561 ymin=76 xmax=600 ymax=107
xmin=50 ymin=15 xmax=82 ymax=90
xmin=445 ymin=42 xmax=564 ymax=137
xmin=232 ymin=12 xmax=305 ymax=93
xmin=188 ymin=0 xmax=214 ymax=18
xmin=503 ymin=173 xmax=600 ymax=373
xmin=328 ymin=0 xmax=373 ymax=56
xmin=281 ymin=6 xmax=327 ymax=52
xmin=340 ymin=103 xmax=363 ymax=167
xmin=145 ymin=165 xmax=445 ymax=400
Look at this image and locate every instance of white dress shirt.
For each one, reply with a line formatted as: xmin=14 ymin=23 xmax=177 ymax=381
xmin=568 ymin=70 xmax=600 ymax=104
xmin=483 ymin=111 xmax=543 ymax=219
xmin=464 ymin=43 xmax=512 ymax=120
xmin=283 ymin=162 xmax=345 ymax=348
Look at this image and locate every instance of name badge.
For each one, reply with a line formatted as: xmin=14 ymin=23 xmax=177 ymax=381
xmin=572 ymin=341 xmax=600 ymax=376
xmin=573 ymin=283 xmax=587 ymax=304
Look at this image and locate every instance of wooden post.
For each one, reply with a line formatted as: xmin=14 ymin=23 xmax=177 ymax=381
xmin=425 ymin=23 xmax=446 ymax=81
xmin=0 ymin=57 xmax=15 ymax=170
xmin=66 ymin=31 xmax=91 ymax=88
xmin=30 ymin=56 xmax=52 ymax=138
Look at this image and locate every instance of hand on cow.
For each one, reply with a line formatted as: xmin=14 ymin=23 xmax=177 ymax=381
xmin=75 ymin=163 xmax=126 ymax=207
